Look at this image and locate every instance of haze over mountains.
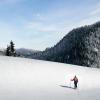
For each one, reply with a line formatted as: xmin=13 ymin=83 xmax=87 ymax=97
xmin=16 ymin=48 xmax=40 ymax=58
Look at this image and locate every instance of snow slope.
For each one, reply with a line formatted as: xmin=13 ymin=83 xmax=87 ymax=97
xmin=0 ymin=56 xmax=100 ymax=100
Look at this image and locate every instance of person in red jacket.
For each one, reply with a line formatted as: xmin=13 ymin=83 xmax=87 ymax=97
xmin=70 ymin=75 xmax=78 ymax=88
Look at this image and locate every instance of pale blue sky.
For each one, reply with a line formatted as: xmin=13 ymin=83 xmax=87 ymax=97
xmin=0 ymin=0 xmax=100 ymax=50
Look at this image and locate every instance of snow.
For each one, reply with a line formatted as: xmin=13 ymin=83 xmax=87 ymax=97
xmin=0 ymin=56 xmax=100 ymax=100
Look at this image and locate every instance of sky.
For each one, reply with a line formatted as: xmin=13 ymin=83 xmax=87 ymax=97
xmin=0 ymin=0 xmax=100 ymax=51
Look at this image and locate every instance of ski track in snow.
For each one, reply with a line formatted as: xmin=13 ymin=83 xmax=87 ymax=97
xmin=0 ymin=56 xmax=100 ymax=100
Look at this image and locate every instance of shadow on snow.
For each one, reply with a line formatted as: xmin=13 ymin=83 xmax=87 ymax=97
xmin=59 ymin=85 xmax=76 ymax=90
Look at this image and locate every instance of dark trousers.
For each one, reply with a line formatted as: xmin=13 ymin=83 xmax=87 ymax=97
xmin=74 ymin=81 xmax=78 ymax=88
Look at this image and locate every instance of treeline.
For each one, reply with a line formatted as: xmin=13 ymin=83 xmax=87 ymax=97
xmin=32 ymin=21 xmax=100 ymax=68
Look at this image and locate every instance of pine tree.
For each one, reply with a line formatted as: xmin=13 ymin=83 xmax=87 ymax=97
xmin=10 ymin=40 xmax=15 ymax=53
xmin=10 ymin=40 xmax=16 ymax=56
xmin=6 ymin=45 xmax=11 ymax=56
xmin=6 ymin=40 xmax=16 ymax=56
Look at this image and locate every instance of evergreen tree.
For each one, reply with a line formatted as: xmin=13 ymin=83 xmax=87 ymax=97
xmin=5 ymin=40 xmax=16 ymax=56
xmin=10 ymin=40 xmax=15 ymax=54
xmin=6 ymin=45 xmax=10 ymax=56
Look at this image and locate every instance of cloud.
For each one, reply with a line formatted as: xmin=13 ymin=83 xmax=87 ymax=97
xmin=90 ymin=8 xmax=100 ymax=16
xmin=0 ymin=22 xmax=19 ymax=48
xmin=27 ymin=7 xmax=74 ymax=35
xmin=76 ymin=17 xmax=99 ymax=28
xmin=89 ymin=2 xmax=100 ymax=16
xmin=28 ymin=21 xmax=59 ymax=32
xmin=77 ymin=3 xmax=100 ymax=26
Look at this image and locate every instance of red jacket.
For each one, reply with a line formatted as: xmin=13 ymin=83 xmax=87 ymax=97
xmin=71 ymin=76 xmax=78 ymax=82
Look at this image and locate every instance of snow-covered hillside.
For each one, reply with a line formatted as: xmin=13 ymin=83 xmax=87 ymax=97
xmin=0 ymin=56 xmax=100 ymax=100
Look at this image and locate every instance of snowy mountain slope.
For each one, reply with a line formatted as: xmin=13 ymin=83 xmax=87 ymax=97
xmin=31 ymin=21 xmax=100 ymax=68
xmin=0 ymin=56 xmax=100 ymax=100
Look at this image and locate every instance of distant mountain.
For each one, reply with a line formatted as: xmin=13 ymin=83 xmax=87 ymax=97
xmin=32 ymin=21 xmax=100 ymax=68
xmin=16 ymin=48 xmax=40 ymax=58
xmin=0 ymin=49 xmax=5 ymax=56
